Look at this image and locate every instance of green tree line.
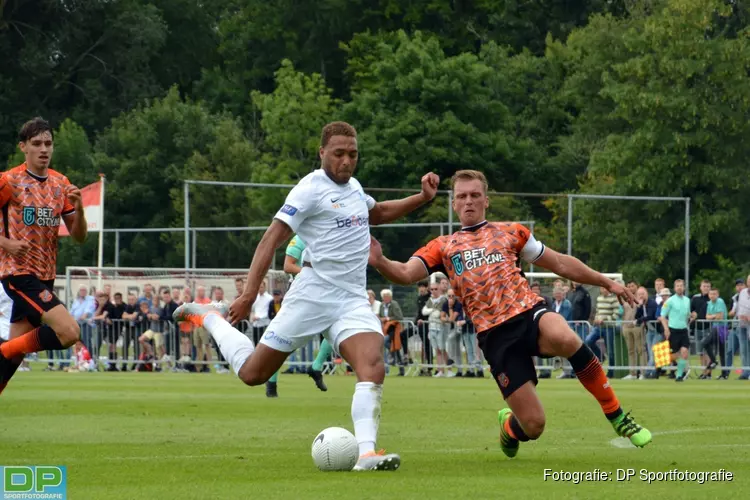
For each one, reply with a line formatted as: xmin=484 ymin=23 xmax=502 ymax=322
xmin=2 ymin=0 xmax=749 ymax=296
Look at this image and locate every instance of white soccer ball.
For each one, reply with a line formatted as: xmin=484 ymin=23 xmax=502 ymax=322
xmin=311 ymin=427 xmax=358 ymax=472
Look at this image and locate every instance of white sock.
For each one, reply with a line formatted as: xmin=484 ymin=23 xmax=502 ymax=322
xmin=203 ymin=313 xmax=254 ymax=375
xmin=351 ymin=382 xmax=383 ymax=456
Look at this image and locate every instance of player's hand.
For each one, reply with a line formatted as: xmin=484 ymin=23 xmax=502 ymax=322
xmin=664 ymin=329 xmax=670 ymax=340
xmin=368 ymin=236 xmax=384 ymax=267
xmin=420 ymin=173 xmax=440 ymax=202
xmin=607 ymin=280 xmax=636 ymax=307
xmin=3 ymin=239 xmax=30 ymax=257
xmin=229 ymin=294 xmax=254 ymax=325
xmin=66 ymin=185 xmax=83 ymax=210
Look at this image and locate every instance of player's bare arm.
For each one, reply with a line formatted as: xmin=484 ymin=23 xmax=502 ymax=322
xmin=63 ymin=184 xmax=87 ymax=243
xmin=534 ymin=248 xmax=635 ymax=305
xmin=368 ymin=236 xmax=428 ymax=285
xmin=368 ymin=173 xmax=439 ymax=225
xmin=283 ymin=255 xmax=302 ymax=275
xmin=229 ymin=219 xmax=293 ymax=324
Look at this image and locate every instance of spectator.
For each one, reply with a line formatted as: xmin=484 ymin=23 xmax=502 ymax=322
xmin=724 ymin=278 xmax=747 ymax=378
xmin=70 ymin=285 xmax=96 ymax=351
xmin=654 ymin=278 xmax=666 ymax=306
xmin=69 ymin=341 xmax=96 ymax=372
xmin=422 ymin=283 xmax=447 ymax=377
xmin=367 ymin=289 xmax=381 ymax=315
xmin=193 ymin=285 xmax=213 ymax=373
xmin=211 ymin=286 xmax=231 ymax=374
xmin=636 ymin=286 xmax=660 ymax=378
xmin=268 ymin=290 xmax=283 ymax=320
xmin=122 ymin=294 xmax=140 ymax=369
xmin=699 ymin=287 xmax=728 ymax=379
xmin=560 ymin=281 xmax=591 ymax=379
xmin=171 ymin=287 xmax=182 ymax=306
xmin=659 ymin=279 xmax=692 ymax=381
xmin=414 ymin=281 xmax=432 ymax=376
xmin=732 ymin=275 xmax=750 ymax=380
xmin=441 ymin=289 xmax=467 ymax=376
xmin=551 ymin=287 xmax=572 ymax=320
xmin=93 ymin=291 xmax=117 ymax=371
xmin=379 ymin=289 xmax=405 ymax=376
xmin=234 ymin=278 xmax=244 ymax=299
xmin=584 ymin=286 xmax=620 ymax=377
xmin=690 ymin=279 xmax=711 ymax=366
xmin=110 ymin=292 xmax=128 ymax=370
xmin=181 ymin=287 xmax=192 ymax=305
xmin=251 ymin=279 xmax=273 ymax=345
xmin=137 ymin=283 xmax=155 ymax=309
xmin=159 ymin=289 xmax=179 ymax=370
xmin=621 ymin=281 xmax=645 ymax=380
xmin=137 ymin=300 xmax=163 ymax=367
xmin=530 ymin=283 xmax=552 ymax=309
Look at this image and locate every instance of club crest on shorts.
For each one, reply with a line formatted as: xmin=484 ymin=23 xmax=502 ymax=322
xmin=39 ymin=290 xmax=53 ymax=303
xmin=450 ymin=253 xmax=464 ymax=275
xmin=23 ymin=206 xmax=36 ymax=226
xmin=497 ymin=372 xmax=509 ymax=388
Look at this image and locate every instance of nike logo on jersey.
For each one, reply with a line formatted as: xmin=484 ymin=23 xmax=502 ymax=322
xmin=330 ymin=197 xmax=341 ymax=203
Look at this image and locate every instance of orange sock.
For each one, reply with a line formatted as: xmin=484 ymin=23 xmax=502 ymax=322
xmin=0 ymin=328 xmax=42 ymax=359
xmin=576 ymin=358 xmax=621 ymax=415
xmin=503 ymin=416 xmax=518 ymax=440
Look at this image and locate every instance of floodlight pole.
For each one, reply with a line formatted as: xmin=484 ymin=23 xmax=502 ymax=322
xmin=685 ymin=198 xmax=690 ymax=293
xmin=184 ymin=183 xmax=190 ymax=276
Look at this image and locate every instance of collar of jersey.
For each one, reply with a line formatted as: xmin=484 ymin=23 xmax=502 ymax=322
xmin=25 ymin=168 xmax=48 ymax=182
xmin=460 ymin=220 xmax=488 ymax=232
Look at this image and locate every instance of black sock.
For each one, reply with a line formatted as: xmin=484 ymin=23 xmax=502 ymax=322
xmin=510 ymin=416 xmax=531 ymax=442
xmin=567 ymin=344 xmax=596 ymax=373
xmin=38 ymin=325 xmax=64 ymax=350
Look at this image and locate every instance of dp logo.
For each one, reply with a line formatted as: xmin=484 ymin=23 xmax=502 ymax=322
xmin=1 ymin=466 xmax=67 ymax=499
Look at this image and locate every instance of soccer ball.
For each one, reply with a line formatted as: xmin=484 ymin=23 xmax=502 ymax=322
xmin=311 ymin=427 xmax=358 ymax=472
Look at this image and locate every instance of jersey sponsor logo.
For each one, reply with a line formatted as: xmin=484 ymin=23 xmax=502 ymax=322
xmin=280 ymin=204 xmax=298 ymax=216
xmin=451 ymin=253 xmax=464 ymax=275
xmin=22 ymin=206 xmax=61 ymax=227
xmin=39 ymin=289 xmax=53 ymax=303
xmin=454 ymin=247 xmax=505 ymax=272
xmin=497 ymin=372 xmax=509 ymax=388
xmin=335 ymin=215 xmax=369 ymax=228
xmin=264 ymin=330 xmax=292 ymax=346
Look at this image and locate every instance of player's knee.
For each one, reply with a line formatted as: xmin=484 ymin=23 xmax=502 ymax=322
xmin=357 ymin=356 xmax=385 ymax=384
xmin=56 ymin=321 xmax=80 ymax=347
xmin=237 ymin=364 xmax=268 ymax=386
xmin=522 ymin=414 xmax=546 ymax=440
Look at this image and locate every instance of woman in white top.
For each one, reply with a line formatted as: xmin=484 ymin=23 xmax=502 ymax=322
xmin=367 ymin=289 xmax=381 ymax=315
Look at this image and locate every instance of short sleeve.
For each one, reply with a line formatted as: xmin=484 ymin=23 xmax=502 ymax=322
xmin=364 ymin=192 xmax=376 ymax=210
xmin=274 ymin=183 xmax=316 ymax=232
xmin=61 ymin=177 xmax=75 ymax=216
xmin=0 ymin=174 xmax=12 ymax=208
xmin=512 ymin=223 xmax=545 ymax=263
xmin=660 ymin=299 xmax=670 ymax=318
xmin=411 ymin=237 xmax=446 ymax=275
xmin=441 ymin=301 xmax=449 ymax=313
xmin=286 ymin=236 xmax=304 ymax=260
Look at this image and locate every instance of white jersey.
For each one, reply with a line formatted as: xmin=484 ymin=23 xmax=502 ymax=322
xmin=0 ymin=285 xmax=11 ymax=340
xmin=274 ymin=169 xmax=376 ymax=296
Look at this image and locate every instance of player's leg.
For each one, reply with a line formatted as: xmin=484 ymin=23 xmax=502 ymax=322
xmin=266 ymin=369 xmax=280 ymax=398
xmin=332 ymin=297 xmax=399 ymax=472
xmin=0 ymin=318 xmax=34 ymax=394
xmin=308 ymin=334 xmax=330 ymax=392
xmin=536 ymin=312 xmax=651 ymax=447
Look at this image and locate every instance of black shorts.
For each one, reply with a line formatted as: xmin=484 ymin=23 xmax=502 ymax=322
xmin=477 ymin=304 xmax=549 ymax=399
xmin=669 ymin=328 xmax=690 ymax=353
xmin=2 ymin=274 xmax=62 ymax=326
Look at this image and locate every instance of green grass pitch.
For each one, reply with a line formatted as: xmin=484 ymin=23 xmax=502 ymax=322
xmin=1 ymin=371 xmax=748 ymax=499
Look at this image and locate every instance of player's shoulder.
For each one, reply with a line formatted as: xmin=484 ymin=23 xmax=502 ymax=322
xmin=488 ymin=221 xmax=530 ymax=234
xmin=47 ymin=169 xmax=70 ymax=184
xmin=2 ymin=164 xmax=27 ymax=181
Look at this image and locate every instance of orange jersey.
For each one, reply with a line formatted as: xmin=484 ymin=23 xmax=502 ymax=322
xmin=412 ymin=222 xmax=545 ymax=333
xmin=0 ymin=164 xmax=75 ymax=281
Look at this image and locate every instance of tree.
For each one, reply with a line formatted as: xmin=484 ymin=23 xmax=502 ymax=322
xmin=547 ymin=0 xmax=750 ymax=283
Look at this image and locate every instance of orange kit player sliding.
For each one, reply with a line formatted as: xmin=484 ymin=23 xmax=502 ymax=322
xmin=367 ymin=169 xmax=652 ymax=456
xmin=0 ymin=117 xmax=88 ymax=394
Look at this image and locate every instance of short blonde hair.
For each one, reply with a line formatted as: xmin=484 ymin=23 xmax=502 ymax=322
xmin=451 ymin=170 xmax=488 ymax=194
xmin=380 ymin=289 xmax=392 ymax=299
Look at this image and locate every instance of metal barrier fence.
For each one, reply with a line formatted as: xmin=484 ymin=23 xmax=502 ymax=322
xmin=30 ymin=317 xmax=750 ymax=378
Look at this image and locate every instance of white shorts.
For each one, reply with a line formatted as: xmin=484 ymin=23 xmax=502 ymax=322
xmin=260 ymin=267 xmax=382 ymax=353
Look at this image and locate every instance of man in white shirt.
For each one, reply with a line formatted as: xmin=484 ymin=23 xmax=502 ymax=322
xmin=175 ymin=121 xmax=438 ymax=471
xmin=250 ymin=279 xmax=273 ymax=345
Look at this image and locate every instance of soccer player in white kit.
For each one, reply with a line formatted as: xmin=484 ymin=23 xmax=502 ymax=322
xmin=174 ymin=121 xmax=439 ymax=471
xmin=0 ymin=285 xmax=11 ymax=343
